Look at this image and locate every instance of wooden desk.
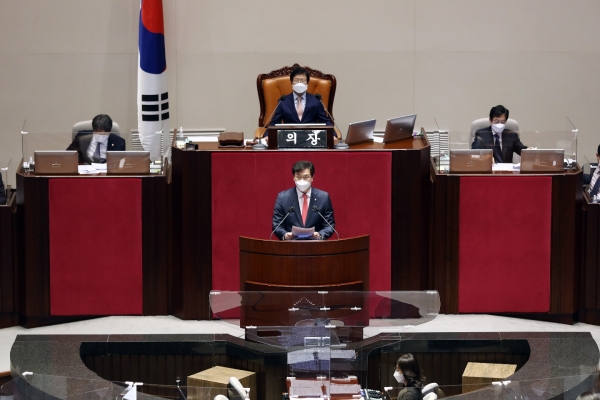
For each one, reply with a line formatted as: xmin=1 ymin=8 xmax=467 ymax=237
xmin=15 ymin=168 xmax=169 ymax=326
xmin=171 ymin=138 xmax=430 ymax=320
xmin=430 ymin=165 xmax=583 ymax=321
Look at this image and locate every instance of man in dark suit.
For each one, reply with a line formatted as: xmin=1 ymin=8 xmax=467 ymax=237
xmin=272 ymin=160 xmax=335 ymax=240
xmin=471 ymin=105 xmax=527 ymax=163
xmin=267 ymin=65 xmax=338 ymax=137
xmin=67 ymin=114 xmax=125 ymax=164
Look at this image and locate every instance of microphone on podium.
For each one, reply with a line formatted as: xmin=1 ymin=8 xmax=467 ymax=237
xmin=314 ymin=93 xmax=348 ymax=149
xmin=270 ymin=206 xmax=295 ymax=240
xmin=254 ymin=95 xmax=287 ymax=150
xmin=312 ymin=205 xmax=340 ymax=240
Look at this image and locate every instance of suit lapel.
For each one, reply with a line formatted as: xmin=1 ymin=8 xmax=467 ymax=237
xmin=291 ymin=188 xmax=303 ymax=226
xmin=80 ymin=134 xmax=93 ymax=163
xmin=287 ymin=94 xmax=300 ymax=123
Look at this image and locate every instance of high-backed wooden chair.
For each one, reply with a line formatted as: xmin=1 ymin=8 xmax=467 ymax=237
xmin=254 ymin=63 xmax=337 ymax=139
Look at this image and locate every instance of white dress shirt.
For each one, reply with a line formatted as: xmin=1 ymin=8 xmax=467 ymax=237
xmin=87 ymin=134 xmax=109 ymax=161
xmin=296 ymin=186 xmax=312 ymax=217
xmin=294 ymin=92 xmax=306 ymax=110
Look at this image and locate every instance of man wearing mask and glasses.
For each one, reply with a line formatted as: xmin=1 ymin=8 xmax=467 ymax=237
xmin=471 ymin=105 xmax=527 ymax=163
xmin=272 ymin=160 xmax=335 ymax=241
xmin=67 ymin=114 xmax=125 ymax=164
xmin=267 ymin=66 xmax=335 ymax=134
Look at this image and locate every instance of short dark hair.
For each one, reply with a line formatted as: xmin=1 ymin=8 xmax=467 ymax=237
xmin=395 ymin=353 xmax=426 ymax=388
xmin=489 ymin=105 xmax=509 ymax=120
xmin=92 ymin=114 xmax=113 ymax=132
xmin=292 ymin=160 xmax=314 ymax=176
xmin=290 ymin=66 xmax=310 ymax=84
xmin=597 ymin=144 xmax=600 ymax=155
xmin=576 ymin=392 xmax=600 ymax=400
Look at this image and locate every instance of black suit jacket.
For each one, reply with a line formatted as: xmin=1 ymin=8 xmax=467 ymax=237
xmin=272 ymin=187 xmax=335 ymax=240
xmin=0 ymin=173 xmax=6 ymax=205
xmin=471 ymin=127 xmax=527 ymax=163
xmin=67 ymin=132 xmax=126 ymax=164
xmin=269 ymin=93 xmax=332 ymax=127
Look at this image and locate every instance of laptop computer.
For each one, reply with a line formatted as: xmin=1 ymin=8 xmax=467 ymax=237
xmin=520 ymin=149 xmax=564 ymax=172
xmin=34 ymin=151 xmax=78 ymax=174
xmin=106 ymin=151 xmax=151 ymax=174
xmin=345 ymin=119 xmax=376 ymax=146
xmin=449 ymin=149 xmax=493 ymax=173
xmin=383 ymin=114 xmax=417 ymax=144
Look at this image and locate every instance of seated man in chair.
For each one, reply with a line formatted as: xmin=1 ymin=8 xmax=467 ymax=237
xmin=67 ymin=114 xmax=125 ymax=164
xmin=471 ymin=105 xmax=527 ymax=163
xmin=267 ymin=66 xmax=333 ymax=130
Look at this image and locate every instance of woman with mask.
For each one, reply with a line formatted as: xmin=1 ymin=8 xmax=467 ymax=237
xmin=394 ymin=353 xmax=425 ymax=400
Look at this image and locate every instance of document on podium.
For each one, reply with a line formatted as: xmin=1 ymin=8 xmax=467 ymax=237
xmin=292 ymin=225 xmax=315 ymax=239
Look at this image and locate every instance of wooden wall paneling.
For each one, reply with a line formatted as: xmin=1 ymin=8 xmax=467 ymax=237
xmin=141 ymin=175 xmax=170 ymax=316
xmin=391 ymin=144 xmax=431 ymax=292
xmin=0 ymin=192 xmax=18 ymax=328
xmin=171 ymin=148 xmax=212 ymax=320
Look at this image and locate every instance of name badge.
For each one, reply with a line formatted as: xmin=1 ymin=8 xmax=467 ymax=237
xmin=277 ymin=130 xmax=327 ymax=149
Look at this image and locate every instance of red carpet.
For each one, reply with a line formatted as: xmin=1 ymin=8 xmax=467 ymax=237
xmin=458 ymin=176 xmax=551 ymax=313
xmin=211 ymin=152 xmax=392 ymax=294
xmin=49 ymin=178 xmax=143 ymax=315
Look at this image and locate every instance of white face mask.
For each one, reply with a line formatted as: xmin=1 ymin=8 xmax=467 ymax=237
xmin=293 ymin=83 xmax=307 ymax=94
xmin=491 ymin=123 xmax=505 ymax=134
xmin=394 ymin=371 xmax=404 ymax=383
xmin=295 ymin=179 xmax=311 ymax=192
xmin=93 ymin=133 xmax=110 ymax=143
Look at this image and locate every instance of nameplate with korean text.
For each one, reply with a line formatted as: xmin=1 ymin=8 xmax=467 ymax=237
xmin=277 ymin=130 xmax=327 ymax=149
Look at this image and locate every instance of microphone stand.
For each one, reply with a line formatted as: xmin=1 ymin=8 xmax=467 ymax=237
xmin=254 ymin=95 xmax=287 ymax=150
xmin=315 ymin=94 xmax=348 ymax=149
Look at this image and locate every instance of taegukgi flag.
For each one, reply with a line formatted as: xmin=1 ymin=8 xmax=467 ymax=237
xmin=137 ymin=0 xmax=170 ymax=161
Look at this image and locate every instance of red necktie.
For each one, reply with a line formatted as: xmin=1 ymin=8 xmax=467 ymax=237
xmin=302 ymin=193 xmax=308 ymax=225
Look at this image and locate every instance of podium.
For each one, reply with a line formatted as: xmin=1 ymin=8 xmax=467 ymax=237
xmin=239 ymin=235 xmax=369 ymax=336
xmin=239 ymin=235 xmax=369 ymax=292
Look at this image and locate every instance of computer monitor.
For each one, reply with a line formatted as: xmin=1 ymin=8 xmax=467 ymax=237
xmin=34 ymin=151 xmax=78 ymax=174
xmin=520 ymin=149 xmax=564 ymax=172
xmin=383 ymin=114 xmax=416 ymax=144
xmin=449 ymin=149 xmax=493 ymax=173
xmin=345 ymin=119 xmax=376 ymax=146
xmin=106 ymin=151 xmax=150 ymax=174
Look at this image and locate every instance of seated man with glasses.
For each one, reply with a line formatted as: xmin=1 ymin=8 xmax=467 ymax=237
xmin=268 ymin=66 xmax=334 ymax=132
xmin=471 ymin=105 xmax=527 ymax=163
xmin=272 ymin=160 xmax=336 ymax=241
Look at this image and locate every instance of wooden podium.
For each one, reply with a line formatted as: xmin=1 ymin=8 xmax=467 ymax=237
xmin=239 ymin=235 xmax=370 ymax=333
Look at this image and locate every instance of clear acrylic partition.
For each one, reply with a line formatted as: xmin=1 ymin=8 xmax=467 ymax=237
xmin=21 ymin=131 xmax=163 ymax=175
xmin=211 ymin=290 xmax=440 ymax=399
xmin=428 ymin=118 xmax=450 ymax=173
xmin=0 ymin=159 xmax=10 ymax=204
xmin=444 ymin=129 xmax=577 ymax=173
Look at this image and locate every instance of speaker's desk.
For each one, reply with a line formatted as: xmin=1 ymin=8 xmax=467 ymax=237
xmin=15 ymin=167 xmax=169 ymax=326
xmin=430 ymin=165 xmax=582 ymax=322
xmin=171 ymin=138 xmax=430 ymax=320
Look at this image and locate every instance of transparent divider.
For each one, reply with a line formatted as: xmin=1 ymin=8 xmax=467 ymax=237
xmin=0 ymin=159 xmax=11 ymax=204
xmin=21 ymin=130 xmax=164 ymax=175
xmin=4 ymin=372 xmax=599 ymax=400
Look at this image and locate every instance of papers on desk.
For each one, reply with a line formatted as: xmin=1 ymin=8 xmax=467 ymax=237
xmin=78 ymin=163 xmax=107 ymax=174
xmin=492 ymin=163 xmax=519 ymax=172
xmin=372 ymin=136 xmax=384 ymax=143
xmin=186 ymin=136 xmax=219 ymax=143
xmin=292 ymin=225 xmax=315 ymax=238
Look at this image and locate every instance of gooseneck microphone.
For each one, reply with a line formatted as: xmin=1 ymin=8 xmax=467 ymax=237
xmin=270 ymin=206 xmax=295 ymax=240
xmin=254 ymin=95 xmax=287 ymax=150
xmin=312 ymin=205 xmax=340 ymax=240
xmin=314 ymin=93 xmax=348 ymax=149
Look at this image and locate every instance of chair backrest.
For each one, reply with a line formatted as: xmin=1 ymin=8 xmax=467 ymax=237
xmin=72 ymin=120 xmax=121 ymax=139
xmin=422 ymin=383 xmax=439 ymax=400
xmin=214 ymin=395 xmax=229 ymax=400
xmin=469 ymin=117 xmax=519 ymax=146
xmin=256 ymin=63 xmax=336 ymax=127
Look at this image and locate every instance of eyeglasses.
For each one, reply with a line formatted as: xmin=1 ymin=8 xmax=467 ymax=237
xmin=294 ymin=174 xmax=311 ymax=180
xmin=292 ymin=79 xmax=307 ymax=84
xmin=491 ymin=119 xmax=507 ymax=124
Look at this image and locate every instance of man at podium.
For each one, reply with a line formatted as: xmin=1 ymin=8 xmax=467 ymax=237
xmin=272 ymin=160 xmax=335 ymax=240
